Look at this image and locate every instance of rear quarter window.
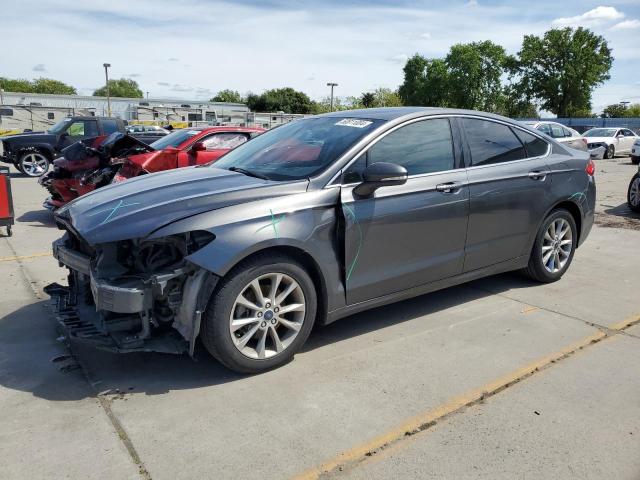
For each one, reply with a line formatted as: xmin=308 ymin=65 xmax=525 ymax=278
xmin=513 ymin=129 xmax=549 ymax=158
xmin=102 ymin=119 xmax=119 ymax=135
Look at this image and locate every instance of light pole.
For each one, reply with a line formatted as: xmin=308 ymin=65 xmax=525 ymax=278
xmin=327 ymin=82 xmax=338 ymax=111
xmin=146 ymin=91 xmax=149 ymax=100
xmin=103 ymin=63 xmax=111 ymax=116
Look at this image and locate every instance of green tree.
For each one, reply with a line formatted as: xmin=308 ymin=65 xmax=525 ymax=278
xmin=625 ymin=104 xmax=640 ymax=117
xmin=497 ymin=85 xmax=538 ymax=118
xmin=446 ymin=40 xmax=507 ymax=111
xmin=211 ymin=89 xmax=244 ymax=103
xmin=511 ymin=27 xmax=613 ymax=117
xmin=601 ymin=104 xmax=627 ymax=118
xmin=398 ymin=55 xmax=450 ymax=106
xmin=93 ymin=78 xmax=143 ymax=98
xmin=31 ymin=77 xmax=77 ymax=95
xmin=361 ymin=92 xmax=376 ymax=108
xmin=371 ymin=88 xmax=403 ymax=107
xmin=0 ymin=77 xmax=77 ymax=94
xmin=246 ymin=88 xmax=314 ymax=114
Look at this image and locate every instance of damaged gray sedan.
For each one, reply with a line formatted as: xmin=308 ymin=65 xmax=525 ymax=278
xmin=48 ymin=108 xmax=595 ymax=373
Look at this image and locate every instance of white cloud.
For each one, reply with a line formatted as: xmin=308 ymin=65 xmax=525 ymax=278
xmin=32 ymin=64 xmax=46 ymax=72
xmin=419 ymin=32 xmax=432 ymax=39
xmin=388 ymin=53 xmax=409 ymax=64
xmin=611 ymin=19 xmax=640 ymax=29
xmin=467 ymin=0 xmax=478 ymax=6
xmin=552 ymin=6 xmax=624 ymax=27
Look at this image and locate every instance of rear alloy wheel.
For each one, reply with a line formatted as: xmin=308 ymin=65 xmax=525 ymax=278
xmin=628 ymin=174 xmax=640 ymax=213
xmin=18 ymin=151 xmax=50 ymax=177
xmin=523 ymin=209 xmax=577 ymax=283
xmin=201 ymin=254 xmax=317 ymax=373
xmin=605 ymin=144 xmax=615 ymax=159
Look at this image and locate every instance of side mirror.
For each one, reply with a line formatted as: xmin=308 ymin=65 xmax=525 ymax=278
xmin=192 ymin=141 xmax=206 ymax=152
xmin=353 ymin=162 xmax=408 ymax=197
xmin=616 ymin=133 xmax=624 ymax=138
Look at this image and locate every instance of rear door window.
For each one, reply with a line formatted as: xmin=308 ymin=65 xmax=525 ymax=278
xmin=461 ymin=118 xmax=526 ymax=166
xmin=367 ymin=118 xmax=455 ymax=175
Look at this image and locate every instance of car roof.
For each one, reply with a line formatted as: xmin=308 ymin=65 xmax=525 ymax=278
xmin=185 ymin=126 xmax=265 ymax=133
xmin=316 ymin=106 xmax=524 ymax=124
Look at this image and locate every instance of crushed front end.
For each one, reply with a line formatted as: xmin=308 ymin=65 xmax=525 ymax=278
xmin=46 ymin=223 xmax=217 ymax=355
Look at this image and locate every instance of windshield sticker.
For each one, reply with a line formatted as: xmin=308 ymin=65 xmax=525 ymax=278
xmin=335 ymin=119 xmax=373 ymax=128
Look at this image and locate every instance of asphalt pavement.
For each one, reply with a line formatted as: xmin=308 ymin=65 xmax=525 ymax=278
xmin=0 ymin=156 xmax=638 ymax=480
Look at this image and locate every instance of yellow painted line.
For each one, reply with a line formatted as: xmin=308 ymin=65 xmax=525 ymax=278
xmin=0 ymin=252 xmax=52 ymax=262
xmin=293 ymin=314 xmax=640 ymax=480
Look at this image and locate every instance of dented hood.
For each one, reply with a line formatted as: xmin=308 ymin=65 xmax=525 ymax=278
xmin=55 ymin=166 xmax=308 ymax=245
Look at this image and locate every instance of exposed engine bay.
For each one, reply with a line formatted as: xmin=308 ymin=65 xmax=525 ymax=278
xmin=46 ymin=226 xmax=217 ymax=355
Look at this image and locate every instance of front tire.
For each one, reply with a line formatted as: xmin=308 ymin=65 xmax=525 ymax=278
xmin=523 ymin=209 xmax=577 ymax=283
xmin=628 ymin=174 xmax=640 ymax=213
xmin=605 ymin=144 xmax=615 ymax=159
xmin=201 ymin=253 xmax=317 ymax=373
xmin=18 ymin=151 xmax=50 ymax=177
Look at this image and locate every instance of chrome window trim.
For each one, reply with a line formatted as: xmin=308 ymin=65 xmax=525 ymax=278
xmin=327 ymin=114 xmax=551 ymax=187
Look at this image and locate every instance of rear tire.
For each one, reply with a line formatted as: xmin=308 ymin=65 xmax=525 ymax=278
xmin=200 ymin=253 xmax=317 ymax=373
xmin=631 ymin=156 xmax=640 ymax=166
xmin=628 ymin=174 xmax=640 ymax=213
xmin=522 ymin=209 xmax=577 ymax=283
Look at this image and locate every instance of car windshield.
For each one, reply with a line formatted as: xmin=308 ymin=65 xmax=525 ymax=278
xmin=212 ymin=117 xmax=384 ymax=180
xmin=48 ymin=118 xmax=72 ymax=134
xmin=150 ymin=129 xmax=200 ymax=149
xmin=584 ymin=128 xmax=617 ymax=137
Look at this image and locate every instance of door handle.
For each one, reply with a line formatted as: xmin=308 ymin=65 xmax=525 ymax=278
xmin=528 ymin=170 xmax=547 ymax=181
xmin=435 ymin=182 xmax=463 ymax=193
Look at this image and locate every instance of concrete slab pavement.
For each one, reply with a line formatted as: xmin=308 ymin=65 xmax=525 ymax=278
xmin=339 ymin=333 xmax=640 ymax=480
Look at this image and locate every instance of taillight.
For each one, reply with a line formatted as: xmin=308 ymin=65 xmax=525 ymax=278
xmin=585 ymin=159 xmax=595 ymax=176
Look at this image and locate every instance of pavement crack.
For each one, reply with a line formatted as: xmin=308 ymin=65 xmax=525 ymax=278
xmin=468 ymin=284 xmax=613 ymax=335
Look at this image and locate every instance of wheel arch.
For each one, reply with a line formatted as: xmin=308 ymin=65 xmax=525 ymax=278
xmin=17 ymin=145 xmax=54 ymax=160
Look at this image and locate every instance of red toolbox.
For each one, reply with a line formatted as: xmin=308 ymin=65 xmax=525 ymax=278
xmin=0 ymin=167 xmax=14 ymax=237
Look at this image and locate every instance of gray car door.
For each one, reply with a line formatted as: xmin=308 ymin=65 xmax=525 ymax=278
xmin=340 ymin=117 xmax=469 ymax=305
xmin=461 ymin=117 xmax=552 ymax=272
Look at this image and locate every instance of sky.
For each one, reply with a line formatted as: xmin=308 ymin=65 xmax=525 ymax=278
xmin=2 ymin=0 xmax=640 ymax=114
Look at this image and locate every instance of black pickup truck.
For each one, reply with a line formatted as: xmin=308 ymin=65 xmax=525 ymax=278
xmin=0 ymin=117 xmax=166 ymax=177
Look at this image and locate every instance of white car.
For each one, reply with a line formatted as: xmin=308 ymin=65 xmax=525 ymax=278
xmin=583 ymin=127 xmax=639 ymax=159
xmin=521 ymin=121 xmax=587 ymax=152
xmin=631 ymin=138 xmax=640 ymax=165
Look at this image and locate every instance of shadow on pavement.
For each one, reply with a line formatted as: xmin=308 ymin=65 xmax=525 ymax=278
xmin=604 ymin=202 xmax=639 ymax=220
xmin=0 ymin=272 xmax=534 ymax=401
xmin=17 ymin=209 xmax=56 ymax=227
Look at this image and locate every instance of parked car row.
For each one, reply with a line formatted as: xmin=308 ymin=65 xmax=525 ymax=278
xmin=0 ymin=117 xmax=173 ymax=177
xmin=46 ymin=107 xmax=596 ymax=373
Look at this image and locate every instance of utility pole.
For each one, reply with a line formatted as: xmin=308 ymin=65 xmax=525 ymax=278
xmin=146 ymin=91 xmax=149 ymax=99
xmin=103 ymin=63 xmax=111 ymax=116
xmin=327 ymin=82 xmax=338 ymax=111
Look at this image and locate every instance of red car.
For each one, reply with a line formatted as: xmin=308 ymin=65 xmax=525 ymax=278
xmin=113 ymin=126 xmax=265 ymax=182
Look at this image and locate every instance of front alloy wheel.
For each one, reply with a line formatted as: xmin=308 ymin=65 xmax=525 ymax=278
xmin=230 ymin=273 xmax=306 ymax=359
xmin=201 ymin=253 xmax=317 ymax=373
xmin=628 ymin=174 xmax=640 ymax=213
xmin=19 ymin=151 xmax=50 ymax=177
